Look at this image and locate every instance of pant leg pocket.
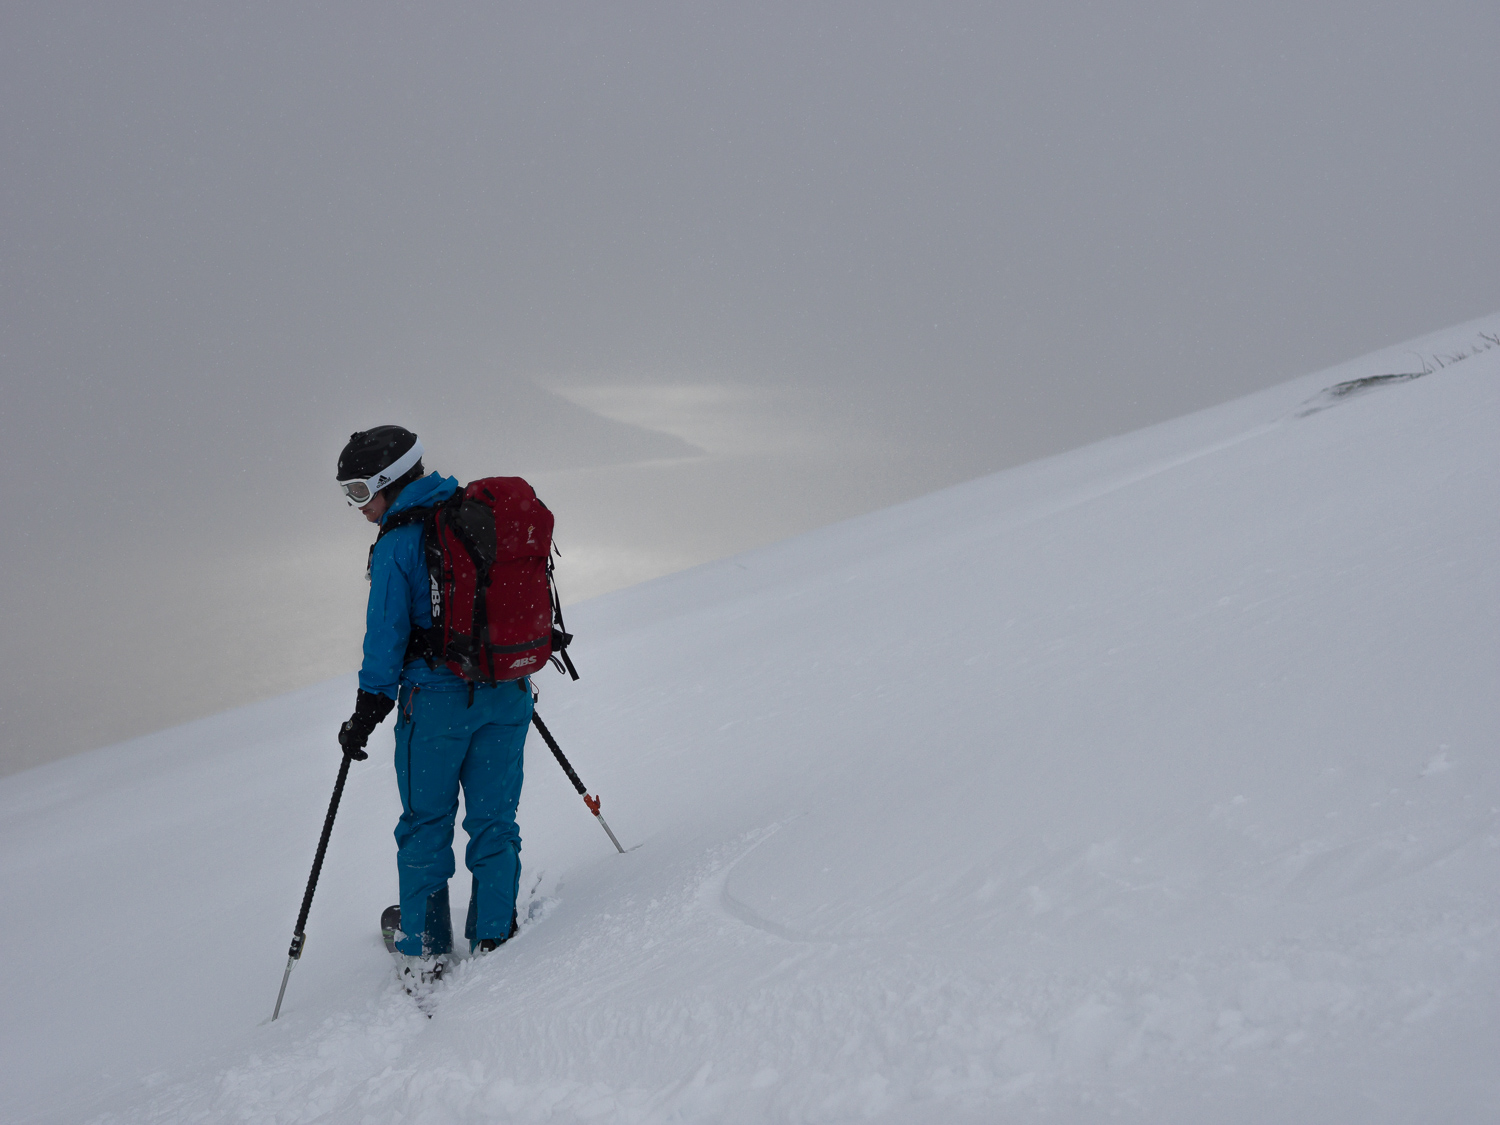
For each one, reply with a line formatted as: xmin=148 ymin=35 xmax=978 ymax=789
xmin=396 ymin=683 xmax=421 ymax=729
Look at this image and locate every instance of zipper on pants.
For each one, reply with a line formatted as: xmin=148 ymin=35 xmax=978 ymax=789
xmin=398 ymin=684 xmax=420 ymax=811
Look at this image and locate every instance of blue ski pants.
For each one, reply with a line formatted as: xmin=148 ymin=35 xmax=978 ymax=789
xmin=392 ymin=677 xmax=532 ymax=956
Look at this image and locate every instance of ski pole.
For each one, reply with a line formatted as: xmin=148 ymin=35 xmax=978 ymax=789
xmin=272 ymin=753 xmax=352 ymax=1021
xmin=531 ymin=711 xmax=624 ymax=854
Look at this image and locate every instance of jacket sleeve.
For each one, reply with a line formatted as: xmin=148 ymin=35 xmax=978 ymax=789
xmin=358 ymin=532 xmax=414 ymax=699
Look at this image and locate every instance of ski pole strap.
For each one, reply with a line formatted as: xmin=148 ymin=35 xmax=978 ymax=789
xmin=530 ymin=711 xmax=587 ymax=796
xmin=290 ymin=754 xmax=353 ymax=954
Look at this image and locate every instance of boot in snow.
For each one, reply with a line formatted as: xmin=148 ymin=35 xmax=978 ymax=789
xmin=473 ymin=907 xmax=520 ymax=955
xmin=396 ymin=953 xmax=447 ymax=1013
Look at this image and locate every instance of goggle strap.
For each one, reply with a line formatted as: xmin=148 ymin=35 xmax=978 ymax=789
xmin=337 ymin=437 xmax=424 ymax=507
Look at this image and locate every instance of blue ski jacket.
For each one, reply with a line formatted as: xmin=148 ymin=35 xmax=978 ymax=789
xmin=359 ymin=472 xmax=466 ymax=698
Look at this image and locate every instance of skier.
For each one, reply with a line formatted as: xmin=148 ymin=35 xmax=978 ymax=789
xmin=335 ymin=426 xmax=533 ymax=990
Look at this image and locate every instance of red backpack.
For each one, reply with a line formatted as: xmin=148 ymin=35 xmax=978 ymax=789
xmin=380 ymin=477 xmax=577 ymax=683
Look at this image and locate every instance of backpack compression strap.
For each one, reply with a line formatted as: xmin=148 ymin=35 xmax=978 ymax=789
xmin=547 ymin=552 xmax=579 ymax=680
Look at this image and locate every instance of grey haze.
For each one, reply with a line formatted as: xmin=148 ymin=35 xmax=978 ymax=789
xmin=1 ymin=1 xmax=1496 ymax=773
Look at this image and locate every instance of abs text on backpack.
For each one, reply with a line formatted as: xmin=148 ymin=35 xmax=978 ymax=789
xmin=380 ymin=477 xmax=577 ymax=683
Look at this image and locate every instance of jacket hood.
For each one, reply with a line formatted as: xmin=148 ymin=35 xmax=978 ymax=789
xmin=382 ymin=472 xmax=460 ymax=522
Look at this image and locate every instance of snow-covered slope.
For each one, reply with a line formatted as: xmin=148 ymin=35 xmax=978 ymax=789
xmin=3 ymin=318 xmax=1497 ymax=1124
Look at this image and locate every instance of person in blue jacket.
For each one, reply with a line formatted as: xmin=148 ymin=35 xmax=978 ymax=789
xmin=335 ymin=426 xmax=533 ymax=986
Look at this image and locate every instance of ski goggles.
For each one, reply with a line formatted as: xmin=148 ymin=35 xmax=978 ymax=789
xmin=337 ymin=438 xmax=424 ymax=507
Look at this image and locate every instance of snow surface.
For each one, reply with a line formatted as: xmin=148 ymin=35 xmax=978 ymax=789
xmin=2 ymin=317 xmax=1497 ymax=1124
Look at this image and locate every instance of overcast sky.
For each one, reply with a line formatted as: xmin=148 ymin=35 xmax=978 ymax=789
xmin=2 ymin=1 xmax=1496 ymax=774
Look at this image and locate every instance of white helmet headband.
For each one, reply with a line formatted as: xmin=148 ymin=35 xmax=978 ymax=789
xmin=338 ymin=437 xmax=424 ymax=507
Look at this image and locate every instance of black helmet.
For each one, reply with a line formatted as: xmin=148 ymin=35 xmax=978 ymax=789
xmin=336 ymin=426 xmax=424 ymax=507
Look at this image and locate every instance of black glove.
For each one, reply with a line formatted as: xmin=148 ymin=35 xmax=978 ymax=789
xmin=339 ymin=690 xmax=396 ymax=760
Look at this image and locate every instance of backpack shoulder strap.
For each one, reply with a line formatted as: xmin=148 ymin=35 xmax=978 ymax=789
xmin=371 ymin=503 xmax=449 ymax=670
xmin=374 ymin=505 xmax=434 ymax=541
xmin=369 ymin=505 xmax=434 ymax=581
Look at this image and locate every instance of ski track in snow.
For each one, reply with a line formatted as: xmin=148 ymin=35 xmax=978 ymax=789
xmin=4 ymin=316 xmax=1498 ymax=1124
xmin=91 ymin=846 xmax=1499 ymax=1124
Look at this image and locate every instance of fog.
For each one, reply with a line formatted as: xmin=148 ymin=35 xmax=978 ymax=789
xmin=2 ymin=2 xmax=1496 ymax=774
